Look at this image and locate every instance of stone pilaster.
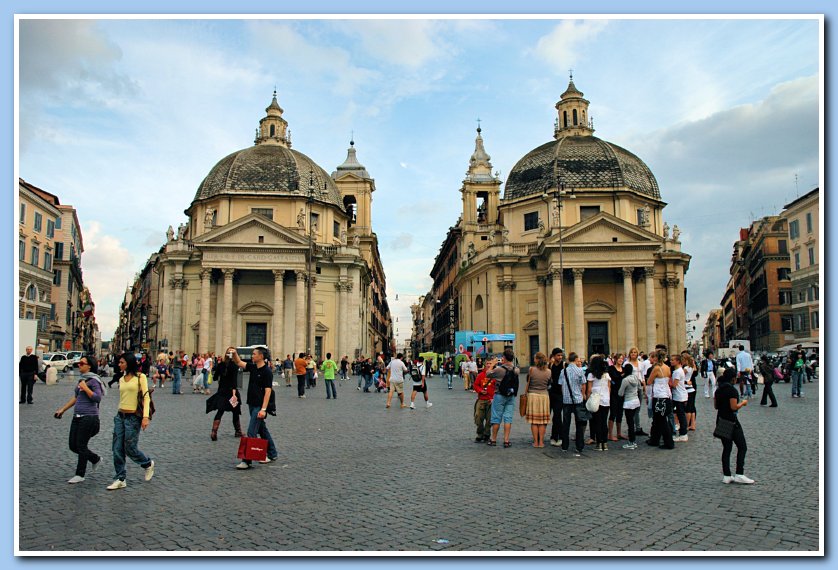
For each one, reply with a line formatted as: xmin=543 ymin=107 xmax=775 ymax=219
xmin=536 ymin=275 xmax=548 ymax=354
xmin=272 ymin=270 xmax=285 ymax=360
xmin=644 ymin=267 xmax=657 ymax=350
xmin=294 ymin=270 xmax=306 ymax=353
xmin=572 ymin=268 xmax=585 ymax=354
xmin=550 ymin=269 xmax=563 ymax=350
xmin=198 ymin=268 xmax=211 ymax=354
xmin=222 ymin=269 xmax=235 ymax=349
xmin=663 ymin=276 xmax=679 ymax=353
xmin=622 ymin=267 xmax=636 ymax=352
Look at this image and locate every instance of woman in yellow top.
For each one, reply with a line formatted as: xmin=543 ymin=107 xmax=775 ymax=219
xmin=106 ymin=352 xmax=155 ymax=490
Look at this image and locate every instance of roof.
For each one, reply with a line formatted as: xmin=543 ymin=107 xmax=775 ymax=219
xmin=782 ymin=187 xmax=819 ymax=211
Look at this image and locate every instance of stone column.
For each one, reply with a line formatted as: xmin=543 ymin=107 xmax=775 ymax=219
xmin=676 ymin=269 xmax=687 ymax=352
xmin=158 ymin=264 xmax=170 ymax=349
xmin=294 ymin=270 xmax=306 ymax=353
xmin=272 ymin=270 xmax=285 ymax=359
xmin=198 ymin=268 xmax=211 ymax=354
xmin=644 ymin=267 xmax=657 ymax=351
xmin=572 ymin=269 xmax=585 ymax=354
xmin=500 ymin=279 xmax=514 ymax=334
xmin=536 ymin=275 xmax=547 ymax=353
xmin=308 ymin=276 xmax=317 ymax=354
xmin=170 ymin=266 xmax=186 ymax=352
xmin=222 ymin=269 xmax=234 ymax=349
xmin=337 ymin=279 xmax=350 ymax=360
xmin=550 ymin=269 xmax=563 ymax=350
xmin=664 ymin=277 xmax=679 ymax=352
xmin=622 ymin=267 xmax=636 ymax=352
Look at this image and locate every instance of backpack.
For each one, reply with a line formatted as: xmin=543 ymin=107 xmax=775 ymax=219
xmin=409 ymin=364 xmax=423 ymax=383
xmin=498 ymin=365 xmax=519 ymax=396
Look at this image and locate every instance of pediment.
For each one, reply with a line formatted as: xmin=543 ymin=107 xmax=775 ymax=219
xmin=585 ymin=300 xmax=616 ymax=314
xmin=315 ymin=321 xmax=329 ymax=332
xmin=551 ymin=212 xmax=662 ymax=246
xmin=193 ymin=213 xmax=309 ymax=246
xmin=522 ymin=319 xmax=539 ymax=332
xmin=239 ymin=301 xmax=273 ymax=315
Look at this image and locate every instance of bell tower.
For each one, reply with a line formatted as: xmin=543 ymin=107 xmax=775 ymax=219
xmin=255 ymin=90 xmax=291 ymax=147
xmin=461 ymin=123 xmax=501 ymax=230
xmin=554 ymin=73 xmax=595 ymax=138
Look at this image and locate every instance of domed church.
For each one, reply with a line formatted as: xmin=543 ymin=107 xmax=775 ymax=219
xmin=149 ymin=92 xmax=391 ymax=359
xmin=450 ymin=78 xmax=691 ymax=360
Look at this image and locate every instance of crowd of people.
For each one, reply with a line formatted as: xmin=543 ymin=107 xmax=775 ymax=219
xmin=20 ymin=337 xmax=818 ymax=489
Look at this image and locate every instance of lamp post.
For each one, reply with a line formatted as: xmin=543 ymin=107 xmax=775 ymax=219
xmin=306 ymin=171 xmax=315 ymax=354
xmin=544 ymin=159 xmax=575 ymax=347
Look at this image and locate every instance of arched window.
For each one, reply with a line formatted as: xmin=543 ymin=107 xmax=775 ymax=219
xmin=270 ymin=124 xmax=275 ymax=137
xmin=26 ymin=283 xmax=36 ymax=301
xmin=572 ymin=109 xmax=578 ymax=125
xmin=563 ymin=111 xmax=568 ymax=128
xmin=474 ymin=295 xmax=484 ymax=311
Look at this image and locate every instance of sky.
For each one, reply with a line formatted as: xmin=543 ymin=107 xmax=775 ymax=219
xmin=17 ymin=16 xmax=821 ymax=344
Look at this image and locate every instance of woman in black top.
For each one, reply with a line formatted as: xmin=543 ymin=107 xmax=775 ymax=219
xmin=714 ymin=368 xmax=754 ymax=484
xmin=607 ymin=353 xmax=627 ymax=442
xmin=209 ymin=347 xmax=243 ymax=441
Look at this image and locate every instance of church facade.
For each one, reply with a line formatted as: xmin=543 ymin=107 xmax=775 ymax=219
xmin=123 ymin=93 xmax=391 ymax=359
xmin=431 ymin=79 xmax=691 ymax=362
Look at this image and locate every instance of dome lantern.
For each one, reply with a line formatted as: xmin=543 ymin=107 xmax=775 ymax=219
xmin=255 ymin=89 xmax=290 ymax=147
xmin=554 ymin=75 xmax=594 ymax=138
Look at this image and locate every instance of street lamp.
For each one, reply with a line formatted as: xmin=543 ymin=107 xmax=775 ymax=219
xmin=306 ymin=171 xmax=315 ymax=354
xmin=543 ymin=159 xmax=576 ymax=347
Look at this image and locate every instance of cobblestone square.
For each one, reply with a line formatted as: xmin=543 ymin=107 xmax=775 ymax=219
xmin=17 ymin=372 xmax=820 ymax=553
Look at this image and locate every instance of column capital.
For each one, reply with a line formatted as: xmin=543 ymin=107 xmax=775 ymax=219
xmin=168 ymin=277 xmax=188 ymax=289
xmin=622 ymin=267 xmax=635 ymax=279
xmin=497 ymin=279 xmax=517 ymax=291
xmin=644 ymin=267 xmax=656 ymax=279
xmin=537 ymin=275 xmax=550 ymax=286
xmin=222 ymin=268 xmax=235 ymax=279
xmin=662 ymin=277 xmax=680 ymax=288
xmin=572 ymin=268 xmax=585 ymax=280
xmin=550 ymin=268 xmax=563 ymax=280
xmin=294 ymin=269 xmax=307 ymax=281
xmin=272 ymin=269 xmax=285 ymax=281
xmin=200 ymin=268 xmax=212 ymax=280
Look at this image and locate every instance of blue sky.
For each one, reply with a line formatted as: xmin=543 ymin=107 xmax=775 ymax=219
xmin=18 ymin=16 xmax=820 ymax=343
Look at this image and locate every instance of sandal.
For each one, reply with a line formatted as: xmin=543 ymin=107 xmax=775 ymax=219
xmin=487 ymin=439 xmax=497 ymax=446
xmin=503 ymin=441 xmax=511 ymax=448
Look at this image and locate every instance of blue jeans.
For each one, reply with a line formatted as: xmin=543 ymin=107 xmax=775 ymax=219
xmin=792 ymin=369 xmax=806 ymax=396
xmin=112 ymin=413 xmax=151 ymax=481
xmin=446 ymin=373 xmax=453 ymax=389
xmin=202 ymin=369 xmax=209 ymax=389
xmin=172 ymin=368 xmax=182 ymax=394
xmin=245 ymin=405 xmax=277 ymax=464
xmin=325 ymin=379 xmax=337 ymax=398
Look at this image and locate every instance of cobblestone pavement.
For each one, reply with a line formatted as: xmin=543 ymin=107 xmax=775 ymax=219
xmin=17 ymin=371 xmax=820 ymax=553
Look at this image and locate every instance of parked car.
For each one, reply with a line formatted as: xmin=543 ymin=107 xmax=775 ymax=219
xmin=66 ymin=350 xmax=84 ymax=367
xmin=42 ymin=352 xmax=71 ymax=373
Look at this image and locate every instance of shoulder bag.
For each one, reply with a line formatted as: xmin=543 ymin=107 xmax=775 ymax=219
xmin=134 ymin=373 xmax=156 ymax=420
xmin=564 ymin=368 xmax=590 ymax=422
xmin=586 ymin=380 xmax=601 ymax=413
xmin=713 ymin=417 xmax=737 ymax=439
xmin=519 ymin=372 xmax=529 ymax=417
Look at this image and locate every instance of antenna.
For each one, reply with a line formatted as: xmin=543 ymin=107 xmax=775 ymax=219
xmin=795 ymin=173 xmax=800 ymax=198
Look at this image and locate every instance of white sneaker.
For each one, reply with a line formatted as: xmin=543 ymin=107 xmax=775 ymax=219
xmin=426 ymin=402 xmax=433 ymax=408
xmin=259 ymin=457 xmax=277 ymax=464
xmin=622 ymin=442 xmax=638 ymax=450
xmin=733 ymin=474 xmax=755 ymax=485
xmin=90 ymin=459 xmax=100 ymax=473
xmin=409 ymin=403 xmax=415 ymax=409
xmin=722 ymin=476 xmax=734 ymax=484
xmin=67 ymin=475 xmax=85 ymax=484
xmin=143 ymin=460 xmax=155 ymax=481
xmin=549 ymin=439 xmax=559 ymax=447
xmin=106 ymin=479 xmax=127 ymax=490
xmin=236 ymin=461 xmax=250 ymax=470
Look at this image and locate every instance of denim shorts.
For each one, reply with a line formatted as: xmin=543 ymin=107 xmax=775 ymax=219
xmin=490 ymin=394 xmax=515 ymax=425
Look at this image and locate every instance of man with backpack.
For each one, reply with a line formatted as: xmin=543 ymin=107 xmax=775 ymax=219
xmin=385 ymin=353 xmax=409 ymax=409
xmin=487 ymin=348 xmax=520 ymax=448
xmin=409 ymin=358 xmax=433 ymax=409
xmin=791 ymin=345 xmax=807 ymax=398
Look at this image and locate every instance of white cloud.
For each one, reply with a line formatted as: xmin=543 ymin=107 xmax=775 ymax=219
xmin=333 ymin=20 xmax=448 ymax=69
xmin=532 ymin=20 xmax=610 ymax=72
xmin=80 ymin=221 xmax=137 ymax=338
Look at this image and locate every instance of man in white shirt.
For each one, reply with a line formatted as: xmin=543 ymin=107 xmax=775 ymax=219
xmin=735 ymin=345 xmax=755 ymax=398
xmin=385 ymin=353 xmax=408 ymax=409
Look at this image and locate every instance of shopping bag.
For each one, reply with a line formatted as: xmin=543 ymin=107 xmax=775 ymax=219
xmin=237 ymin=437 xmax=267 ymax=461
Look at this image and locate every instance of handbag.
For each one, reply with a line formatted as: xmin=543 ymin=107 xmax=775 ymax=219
xmin=586 ymin=390 xmax=601 ymax=413
xmin=713 ymin=417 xmax=737 ymax=439
xmin=519 ymin=393 xmax=528 ymax=417
xmin=237 ymin=436 xmax=267 ymax=462
xmin=564 ymin=369 xmax=591 ymax=422
xmin=134 ymin=373 xmax=156 ymax=420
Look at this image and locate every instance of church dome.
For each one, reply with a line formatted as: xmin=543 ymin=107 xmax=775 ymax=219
xmin=503 ymin=78 xmax=660 ymax=201
xmin=192 ymin=92 xmax=343 ymax=208
xmin=503 ymin=135 xmax=660 ymax=200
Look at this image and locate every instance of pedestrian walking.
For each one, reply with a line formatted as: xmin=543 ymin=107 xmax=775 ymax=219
xmin=107 ymin=353 xmax=155 ymax=490
xmin=54 ymin=355 xmax=104 ymax=484
xmin=208 ymin=347 xmax=243 ymax=440
xmin=408 ymin=358 xmax=432 ymax=409
xmin=524 ymin=352 xmax=551 ymax=448
xmin=202 ymin=353 xmax=214 ymax=395
xmin=321 ymin=353 xmax=338 ymax=399
xmin=339 ymin=355 xmax=349 ymax=384
xmin=701 ymin=350 xmax=717 ymax=398
xmin=790 ymin=348 xmax=807 ymax=398
xmin=283 ymin=355 xmax=294 ymax=387
xmin=548 ymin=348 xmax=565 ymax=447
xmin=231 ymin=347 xmax=278 ymax=469
xmin=460 ymin=355 xmax=473 ymax=391
xmin=558 ymin=352 xmax=589 ymax=456
xmin=19 ymin=346 xmax=39 ymax=405
xmin=172 ymin=351 xmax=185 ymax=394
xmin=715 ymin=367 xmax=755 ymax=484
xmin=735 ymin=345 xmax=754 ymax=399
xmin=488 ymin=348 xmax=520 ymax=448
xmin=472 ymin=359 xmax=495 ymax=442
xmin=757 ymin=355 xmax=778 ymax=407
xmin=385 ymin=353 xmax=408 ymax=409
xmin=294 ymin=352 xmax=307 ymax=398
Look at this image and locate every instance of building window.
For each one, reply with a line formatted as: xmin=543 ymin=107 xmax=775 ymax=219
xmin=66 ymin=305 xmax=72 ymax=325
xmin=789 ymin=219 xmax=799 ymax=239
xmin=310 ymin=212 xmax=319 ymax=232
xmin=806 ymin=212 xmax=813 ymax=233
xmin=474 ymin=295 xmax=484 ymax=311
xmin=55 ymin=242 xmax=64 ymax=260
xmin=796 ymin=314 xmax=806 ymax=332
xmin=523 ymin=212 xmax=539 ymax=231
xmin=19 ymin=239 xmax=25 ymax=261
xmin=781 ymin=316 xmax=793 ymax=332
xmin=808 ymin=247 xmax=815 ymax=266
xmin=270 ymin=124 xmax=275 ymax=137
xmin=807 ymin=286 xmax=815 ymax=302
xmin=47 ymin=219 xmax=55 ymax=238
xmin=580 ymin=206 xmax=600 ymax=221
xmin=31 ymin=246 xmax=39 ymax=267
xmin=252 ymin=208 xmax=273 ymax=220
xmin=26 ymin=284 xmax=36 ymax=301
xmin=50 ymin=303 xmax=56 ymax=321
xmin=34 ymin=212 xmax=42 ymax=232
xmin=39 ymin=314 xmax=48 ymax=332
xmin=68 ymin=277 xmax=73 ymax=295
xmin=778 ymin=239 xmax=787 ymax=254
xmin=572 ymin=108 xmax=578 ymax=125
xmin=55 ymin=216 xmax=61 ymax=229
xmin=811 ymin=311 xmax=819 ymax=330
xmin=53 ymin=270 xmax=62 ymax=286
xmin=19 ymin=203 xmax=26 ymax=224
xmin=798 ymin=291 xmax=805 ymax=303
xmin=779 ymin=291 xmax=792 ymax=305
xmin=814 ymin=285 xmax=819 ymax=300
xmin=777 ymin=267 xmax=790 ymax=280
xmin=44 ymin=252 xmax=52 ymax=272
xmin=333 ymin=221 xmax=340 ymax=239
xmin=794 ymin=252 xmax=800 ymax=271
